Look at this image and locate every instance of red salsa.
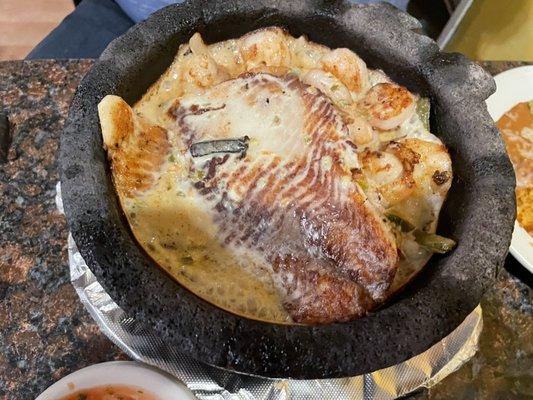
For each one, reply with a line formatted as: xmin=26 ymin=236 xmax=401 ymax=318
xmin=57 ymin=385 xmax=159 ymax=400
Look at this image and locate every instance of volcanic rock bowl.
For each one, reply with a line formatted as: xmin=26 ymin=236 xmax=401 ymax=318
xmin=60 ymin=0 xmax=515 ymax=379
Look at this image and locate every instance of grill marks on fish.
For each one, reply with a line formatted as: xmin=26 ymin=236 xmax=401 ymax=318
xmin=168 ymin=73 xmax=398 ymax=323
xmin=271 ymin=249 xmax=376 ymax=323
xmin=204 ymin=154 xmax=230 ymax=180
xmin=169 ymin=102 xmax=227 ymax=146
xmin=99 ymin=28 xmax=455 ymax=325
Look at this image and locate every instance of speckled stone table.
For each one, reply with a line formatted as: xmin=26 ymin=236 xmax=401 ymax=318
xmin=0 ymin=60 xmax=531 ymax=400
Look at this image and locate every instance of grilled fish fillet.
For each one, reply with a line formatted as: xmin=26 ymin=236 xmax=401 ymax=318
xmin=99 ymin=73 xmax=399 ymax=324
xmin=99 ymin=95 xmax=170 ymax=198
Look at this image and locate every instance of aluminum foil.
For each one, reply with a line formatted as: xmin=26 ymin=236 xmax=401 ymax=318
xmin=57 ymin=183 xmax=482 ymax=400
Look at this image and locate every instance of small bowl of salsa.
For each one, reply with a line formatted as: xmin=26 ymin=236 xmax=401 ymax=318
xmin=55 ymin=385 xmax=157 ymax=400
xmin=36 ymin=361 xmax=194 ymax=400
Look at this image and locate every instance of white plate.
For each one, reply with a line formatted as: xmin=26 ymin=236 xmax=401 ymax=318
xmin=486 ymin=65 xmax=533 ymax=274
xmin=36 ymin=361 xmax=196 ymax=399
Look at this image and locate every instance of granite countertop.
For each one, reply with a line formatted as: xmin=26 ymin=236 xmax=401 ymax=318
xmin=0 ymin=60 xmax=531 ymax=399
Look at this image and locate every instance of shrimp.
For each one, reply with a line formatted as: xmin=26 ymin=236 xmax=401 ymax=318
xmin=290 ymin=35 xmax=329 ymax=70
xmin=402 ymin=138 xmax=452 ymax=197
xmin=240 ymin=27 xmax=290 ymax=69
xmin=368 ymin=69 xmax=391 ymax=86
xmin=347 ymin=115 xmax=375 ymax=146
xmin=247 ymin=65 xmax=290 ymax=77
xmin=320 ymin=48 xmax=369 ymax=94
xmin=358 ymin=83 xmax=416 ymax=130
xmin=384 ymin=138 xmax=452 ymax=232
xmin=301 ymin=69 xmax=353 ymax=106
xmin=188 ymin=32 xmax=209 ymax=56
xmin=361 ymin=138 xmax=452 ymax=210
xmin=180 ymin=33 xmax=230 ymax=89
xmin=361 ymin=141 xmax=420 ymax=207
xmin=206 ymin=39 xmax=245 ymax=77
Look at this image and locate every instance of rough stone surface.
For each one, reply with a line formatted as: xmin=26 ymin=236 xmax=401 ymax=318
xmin=60 ymin=1 xmax=517 ymax=379
xmin=0 ymin=60 xmax=128 ymax=399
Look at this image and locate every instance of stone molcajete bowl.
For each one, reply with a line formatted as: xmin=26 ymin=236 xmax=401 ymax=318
xmin=60 ymin=0 xmax=516 ymax=379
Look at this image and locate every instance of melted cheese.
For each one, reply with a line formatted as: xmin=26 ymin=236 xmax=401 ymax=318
xmin=125 ymin=176 xmax=291 ymax=322
xmin=102 ymin=28 xmax=453 ymax=324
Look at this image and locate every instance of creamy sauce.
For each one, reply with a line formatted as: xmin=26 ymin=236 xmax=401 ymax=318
xmin=56 ymin=385 xmax=158 ymax=400
xmin=103 ymin=29 xmax=453 ymax=324
xmin=497 ymin=101 xmax=533 ymax=234
xmin=126 ymin=171 xmax=291 ymax=322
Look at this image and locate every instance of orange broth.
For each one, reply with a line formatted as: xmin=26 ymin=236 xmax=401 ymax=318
xmin=56 ymin=385 xmax=159 ymax=400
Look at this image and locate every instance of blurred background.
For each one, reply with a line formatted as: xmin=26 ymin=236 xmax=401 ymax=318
xmin=0 ymin=0 xmax=532 ymax=61
xmin=0 ymin=0 xmax=74 ymax=60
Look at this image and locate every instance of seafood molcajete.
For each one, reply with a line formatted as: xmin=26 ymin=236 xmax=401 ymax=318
xmin=98 ymin=27 xmax=455 ymax=324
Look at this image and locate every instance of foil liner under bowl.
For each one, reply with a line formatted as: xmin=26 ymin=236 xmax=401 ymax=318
xmin=67 ymin=233 xmax=482 ymax=400
xmin=57 ymin=176 xmax=482 ymax=400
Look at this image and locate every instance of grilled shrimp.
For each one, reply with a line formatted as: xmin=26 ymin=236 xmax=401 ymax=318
xmin=384 ymin=138 xmax=452 ymax=232
xmin=180 ymin=33 xmax=230 ymax=89
xmin=358 ymin=83 xmax=416 ymax=130
xmin=320 ymin=48 xmax=369 ymax=94
xmin=402 ymin=138 xmax=452 ymax=197
xmin=361 ymin=138 xmax=451 ymax=209
xmin=241 ymin=27 xmax=290 ymax=69
xmin=301 ymin=69 xmax=353 ymax=106
xmin=347 ymin=115 xmax=375 ymax=146
xmin=361 ymin=141 xmax=420 ymax=207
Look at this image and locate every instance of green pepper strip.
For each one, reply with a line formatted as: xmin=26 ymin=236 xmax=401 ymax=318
xmin=386 ymin=214 xmax=456 ymax=254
